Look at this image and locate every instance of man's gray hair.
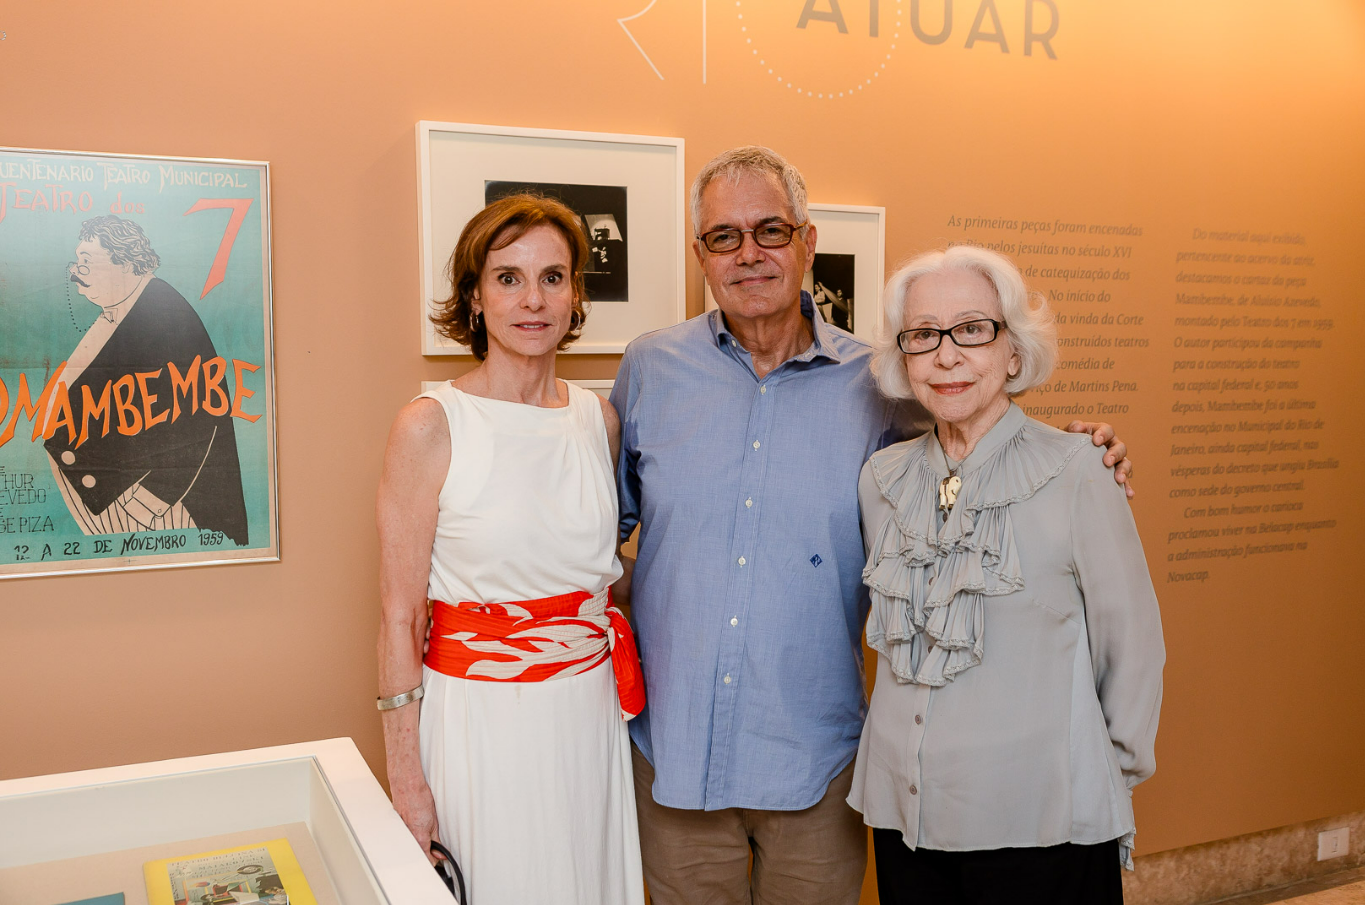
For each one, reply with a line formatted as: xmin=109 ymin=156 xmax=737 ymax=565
xmin=872 ymin=244 xmax=1059 ymax=400
xmin=689 ymin=146 xmax=809 ymax=233
xmin=78 ymin=215 xmax=161 ymax=275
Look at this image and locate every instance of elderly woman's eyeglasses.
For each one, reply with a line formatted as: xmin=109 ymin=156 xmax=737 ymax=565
xmin=697 ymin=221 xmax=809 ymax=254
xmin=897 ymin=319 xmax=1003 ymax=355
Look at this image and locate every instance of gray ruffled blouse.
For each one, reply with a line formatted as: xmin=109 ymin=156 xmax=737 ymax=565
xmin=848 ymin=404 xmax=1165 ymax=868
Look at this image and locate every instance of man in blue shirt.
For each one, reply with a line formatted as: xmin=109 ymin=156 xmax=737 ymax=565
xmin=610 ymin=146 xmax=1132 ymax=904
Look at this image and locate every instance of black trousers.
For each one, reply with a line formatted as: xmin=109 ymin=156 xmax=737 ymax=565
xmin=873 ymin=828 xmax=1124 ymax=905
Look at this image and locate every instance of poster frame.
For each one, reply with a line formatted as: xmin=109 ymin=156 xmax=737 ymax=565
xmin=416 ymin=121 xmax=687 ymax=355
xmin=0 ymin=144 xmax=279 ymax=580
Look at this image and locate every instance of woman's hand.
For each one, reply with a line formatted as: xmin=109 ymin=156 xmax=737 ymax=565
xmin=391 ymin=771 xmax=445 ymax=866
xmin=612 ymin=552 xmax=636 ymax=611
xmin=1066 ymin=420 xmax=1134 ymax=499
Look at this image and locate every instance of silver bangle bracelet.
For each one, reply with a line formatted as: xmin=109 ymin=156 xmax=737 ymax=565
xmin=376 ymin=684 xmax=424 ymax=712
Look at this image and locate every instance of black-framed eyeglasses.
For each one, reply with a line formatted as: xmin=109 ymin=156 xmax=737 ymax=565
xmin=697 ymin=220 xmax=809 ymax=254
xmin=897 ymin=318 xmax=1003 ymax=355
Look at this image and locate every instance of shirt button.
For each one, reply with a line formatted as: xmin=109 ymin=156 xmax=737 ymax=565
xmin=915 ymin=714 xmax=923 ymax=725
xmin=752 ymin=440 xmax=761 ymax=450
xmin=724 ymin=674 xmax=732 ymax=685
xmin=61 ymin=451 xmax=76 ymax=465
xmin=760 ymin=385 xmax=767 ymax=395
xmin=730 ymin=617 xmax=738 ymax=626
xmin=737 ymin=556 xmax=746 ymax=566
xmin=81 ymin=475 xmax=96 ymax=488
xmin=745 ymin=498 xmax=753 ymax=508
xmin=909 ymin=784 xmax=918 ymax=795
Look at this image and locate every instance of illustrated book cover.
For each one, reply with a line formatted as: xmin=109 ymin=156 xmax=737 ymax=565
xmin=143 ymin=838 xmax=317 ymax=905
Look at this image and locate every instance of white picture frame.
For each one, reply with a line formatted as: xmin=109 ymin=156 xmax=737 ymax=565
xmin=567 ymin=378 xmax=615 ymax=400
xmin=419 ymin=378 xmax=614 ymax=400
xmin=703 ymin=203 xmax=886 ymax=343
xmin=417 ymin=122 xmax=687 ymax=355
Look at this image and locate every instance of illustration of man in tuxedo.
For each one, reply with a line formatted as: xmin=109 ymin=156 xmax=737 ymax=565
xmin=43 ymin=215 xmax=249 ymax=545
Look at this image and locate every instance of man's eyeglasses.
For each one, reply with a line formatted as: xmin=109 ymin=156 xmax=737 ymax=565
xmin=697 ymin=221 xmax=809 ymax=254
xmin=897 ymin=319 xmax=1004 ymax=354
xmin=68 ymin=262 xmax=91 ymax=276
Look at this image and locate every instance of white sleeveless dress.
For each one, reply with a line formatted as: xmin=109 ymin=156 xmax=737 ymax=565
xmin=416 ymin=380 xmax=643 ymax=905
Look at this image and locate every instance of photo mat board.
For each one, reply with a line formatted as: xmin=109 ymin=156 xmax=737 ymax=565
xmin=0 ymin=146 xmax=279 ymax=579
xmin=417 ymin=121 xmax=686 ymax=355
xmin=704 ymin=203 xmax=885 ymax=343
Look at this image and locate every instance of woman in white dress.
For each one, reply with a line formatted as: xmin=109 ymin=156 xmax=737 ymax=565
xmin=376 ymin=194 xmax=645 ymax=904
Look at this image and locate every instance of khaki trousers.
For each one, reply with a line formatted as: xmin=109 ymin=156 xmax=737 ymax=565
xmin=632 ymin=744 xmax=866 ymax=905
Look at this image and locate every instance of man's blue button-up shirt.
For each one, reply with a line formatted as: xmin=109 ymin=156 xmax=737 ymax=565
xmin=611 ymin=294 xmax=924 ymax=811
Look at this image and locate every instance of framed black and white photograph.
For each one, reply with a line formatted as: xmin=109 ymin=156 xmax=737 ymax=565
xmin=417 ymin=122 xmax=686 ymax=355
xmin=809 ymin=252 xmax=856 ymax=332
xmin=705 ymin=203 xmax=885 ymax=343
xmin=484 ymin=181 xmax=629 ymax=302
xmin=802 ymin=203 xmax=885 ymax=342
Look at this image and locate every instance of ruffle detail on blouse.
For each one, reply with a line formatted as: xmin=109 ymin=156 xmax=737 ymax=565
xmin=862 ymin=413 xmax=1089 ymax=686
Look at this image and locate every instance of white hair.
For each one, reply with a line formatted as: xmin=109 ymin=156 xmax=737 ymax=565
xmin=689 ymin=146 xmax=809 ymax=234
xmin=871 ymin=244 xmax=1058 ymax=400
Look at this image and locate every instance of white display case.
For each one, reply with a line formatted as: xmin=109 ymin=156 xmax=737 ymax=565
xmin=0 ymin=738 xmax=454 ymax=905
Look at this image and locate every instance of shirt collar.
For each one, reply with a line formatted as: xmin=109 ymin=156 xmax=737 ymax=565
xmin=708 ymin=291 xmax=843 ymax=365
xmin=926 ymin=402 xmax=1027 ymax=478
xmin=97 ymin=285 xmax=145 ymax=325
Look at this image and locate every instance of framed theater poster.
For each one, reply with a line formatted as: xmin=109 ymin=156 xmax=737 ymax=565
xmin=704 ymin=203 xmax=886 ymax=343
xmin=0 ymin=147 xmax=278 ymax=579
xmin=417 ymin=121 xmax=686 ymax=355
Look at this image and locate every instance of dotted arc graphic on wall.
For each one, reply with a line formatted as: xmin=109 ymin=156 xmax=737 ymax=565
xmin=737 ymin=0 xmax=905 ymax=100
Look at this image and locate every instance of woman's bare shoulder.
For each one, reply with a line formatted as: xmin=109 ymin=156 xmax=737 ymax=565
xmin=383 ymin=397 xmax=451 ymax=481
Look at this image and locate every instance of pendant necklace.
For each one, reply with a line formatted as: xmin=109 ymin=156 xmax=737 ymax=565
xmin=938 ymin=471 xmax=962 ymax=515
xmin=937 ymin=435 xmax=963 ymax=515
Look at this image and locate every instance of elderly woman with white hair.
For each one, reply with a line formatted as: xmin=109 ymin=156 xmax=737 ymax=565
xmin=849 ymin=245 xmax=1166 ymax=904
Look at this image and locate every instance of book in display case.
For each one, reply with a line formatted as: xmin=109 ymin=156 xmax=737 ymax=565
xmin=0 ymin=738 xmax=454 ymax=905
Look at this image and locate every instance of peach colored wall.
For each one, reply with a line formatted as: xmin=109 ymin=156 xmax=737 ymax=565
xmin=2 ymin=0 xmax=1363 ymax=875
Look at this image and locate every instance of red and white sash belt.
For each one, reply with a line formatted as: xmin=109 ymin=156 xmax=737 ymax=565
xmin=423 ymin=587 xmax=645 ymax=721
